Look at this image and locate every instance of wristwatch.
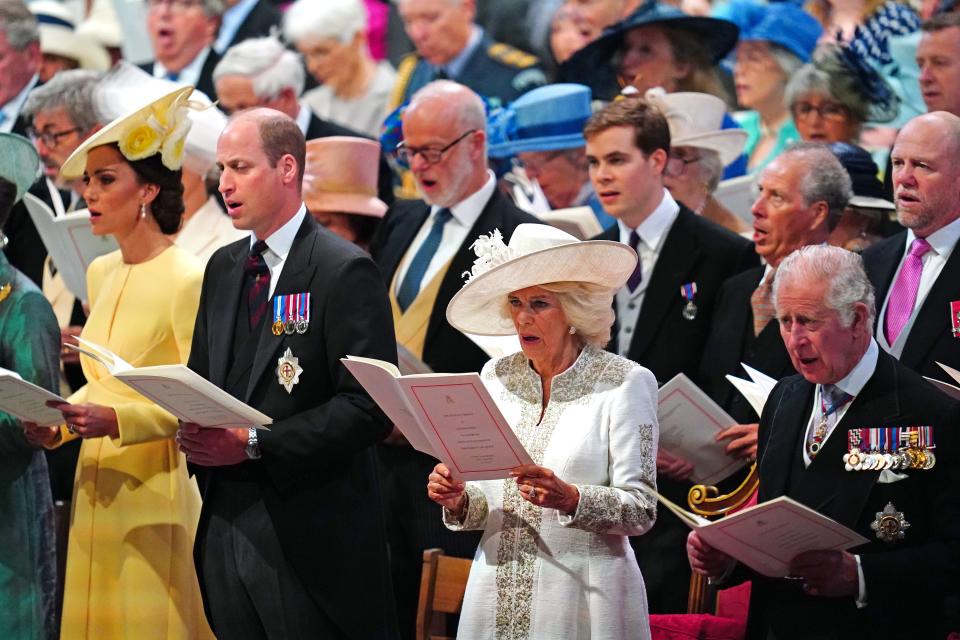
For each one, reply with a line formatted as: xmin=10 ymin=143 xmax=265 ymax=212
xmin=244 ymin=427 xmax=262 ymax=460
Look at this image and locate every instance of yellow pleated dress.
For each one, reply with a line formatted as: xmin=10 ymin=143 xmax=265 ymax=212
xmin=57 ymin=246 xmax=213 ymax=640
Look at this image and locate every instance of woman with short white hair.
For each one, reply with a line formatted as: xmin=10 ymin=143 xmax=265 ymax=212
xmin=428 ymin=224 xmax=659 ymax=639
xmin=284 ymin=0 xmax=396 ymax=137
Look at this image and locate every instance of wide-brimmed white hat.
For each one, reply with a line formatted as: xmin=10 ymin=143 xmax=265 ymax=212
xmin=446 ymin=224 xmax=637 ymax=336
xmin=30 ymin=1 xmax=110 ymax=72
xmin=0 ymin=133 xmax=41 ymax=202
xmin=645 ymin=88 xmax=747 ymax=167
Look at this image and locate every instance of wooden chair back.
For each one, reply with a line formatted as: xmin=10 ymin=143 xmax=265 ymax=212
xmin=415 ymin=548 xmax=472 ymax=640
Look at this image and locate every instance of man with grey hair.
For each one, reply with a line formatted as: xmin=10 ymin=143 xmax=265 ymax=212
xmin=864 ymin=112 xmax=960 ymax=381
xmin=0 ymin=0 xmax=40 ymax=137
xmin=213 ymin=35 xmax=395 ymax=203
xmin=390 ymin=0 xmax=546 ymax=111
xmin=370 ymin=79 xmax=538 ymax=638
xmin=141 ymin=0 xmax=224 ymax=98
xmin=688 ymin=243 xmax=960 ymax=638
xmin=700 ymin=143 xmax=852 ymax=459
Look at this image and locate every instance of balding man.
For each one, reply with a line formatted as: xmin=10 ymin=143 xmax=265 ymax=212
xmin=390 ymin=0 xmax=546 ymax=110
xmin=700 ymin=144 xmax=852 ymax=456
xmin=370 ymin=80 xmax=538 ymax=638
xmin=863 ymin=112 xmax=960 ymax=378
xmin=178 ymin=108 xmax=398 ymax=639
xmin=688 ymin=245 xmax=960 ymax=638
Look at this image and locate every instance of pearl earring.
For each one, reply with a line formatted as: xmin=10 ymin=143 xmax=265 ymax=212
xmin=140 ymin=203 xmax=147 ymax=219
xmin=568 ymin=326 xmax=577 ymax=335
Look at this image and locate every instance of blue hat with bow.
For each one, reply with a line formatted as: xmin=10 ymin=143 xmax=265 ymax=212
xmin=487 ymin=84 xmax=593 ymax=159
xmin=738 ymin=3 xmax=822 ymax=62
xmin=0 ymin=133 xmax=41 ymax=204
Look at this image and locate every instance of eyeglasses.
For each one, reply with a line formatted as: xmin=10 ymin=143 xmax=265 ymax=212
xmin=146 ymin=0 xmax=204 ymax=12
xmin=791 ymin=101 xmax=850 ymax=121
xmin=665 ymin=154 xmax=702 ymax=177
xmin=27 ymin=126 xmax=82 ymax=149
xmin=395 ymin=129 xmax=478 ymax=165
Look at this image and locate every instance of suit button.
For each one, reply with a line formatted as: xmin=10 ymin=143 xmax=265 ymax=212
xmin=628 ymin=303 xmax=636 ymax=310
xmin=624 ymin=326 xmax=632 ymax=333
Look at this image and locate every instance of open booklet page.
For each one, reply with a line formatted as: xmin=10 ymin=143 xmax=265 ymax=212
xmin=0 ymin=367 xmax=69 ymax=426
xmin=69 ymin=337 xmax=271 ymax=429
xmin=655 ymin=490 xmax=868 ymax=578
xmin=343 ymin=356 xmax=533 ymax=480
xmin=657 ymin=373 xmax=746 ymax=485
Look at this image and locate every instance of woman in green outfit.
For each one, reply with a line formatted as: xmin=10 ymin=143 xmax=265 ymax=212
xmin=0 ymin=133 xmax=61 ymax=639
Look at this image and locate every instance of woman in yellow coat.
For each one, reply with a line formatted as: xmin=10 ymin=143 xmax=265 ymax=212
xmin=24 ymin=87 xmax=213 ymax=639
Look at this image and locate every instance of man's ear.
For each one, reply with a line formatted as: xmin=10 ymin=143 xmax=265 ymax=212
xmin=278 ymin=153 xmax=299 ymax=185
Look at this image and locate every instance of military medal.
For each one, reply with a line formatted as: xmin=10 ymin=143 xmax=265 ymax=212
xmin=680 ymin=282 xmax=698 ymax=320
xmin=951 ymin=300 xmax=960 ymax=338
xmin=276 ymin=347 xmax=302 ymax=393
xmin=283 ymin=294 xmax=296 ymax=335
xmin=843 ymin=430 xmax=862 ymax=471
xmin=295 ymin=292 xmax=310 ymax=334
xmin=271 ymin=296 xmax=285 ymax=336
xmin=870 ymin=502 xmax=910 ymax=544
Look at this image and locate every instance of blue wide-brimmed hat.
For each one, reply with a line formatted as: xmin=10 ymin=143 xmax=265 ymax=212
xmin=0 ymin=133 xmax=41 ymax=203
xmin=739 ymin=3 xmax=822 ymax=63
xmin=487 ymin=84 xmax=592 ymax=159
xmin=828 ymin=142 xmax=895 ymax=210
xmin=559 ymin=2 xmax=740 ymax=96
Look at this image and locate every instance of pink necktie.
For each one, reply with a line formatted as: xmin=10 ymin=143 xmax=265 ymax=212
xmin=884 ymin=237 xmax=932 ymax=345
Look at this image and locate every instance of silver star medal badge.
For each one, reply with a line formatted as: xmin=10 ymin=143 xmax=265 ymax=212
xmin=870 ymin=502 xmax=910 ymax=544
xmin=276 ymin=347 xmax=302 ymax=394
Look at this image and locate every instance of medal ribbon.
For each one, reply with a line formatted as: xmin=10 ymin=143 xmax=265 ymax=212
xmin=679 ymin=283 xmax=697 ymax=301
xmin=286 ymin=294 xmax=295 ymax=324
xmin=273 ymin=295 xmax=283 ymax=325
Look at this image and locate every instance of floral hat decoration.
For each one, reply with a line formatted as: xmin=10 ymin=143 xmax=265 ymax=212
xmin=60 ymin=85 xmax=196 ymax=179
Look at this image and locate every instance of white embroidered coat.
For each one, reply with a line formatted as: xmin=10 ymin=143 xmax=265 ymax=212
xmin=445 ymin=345 xmax=659 ymax=640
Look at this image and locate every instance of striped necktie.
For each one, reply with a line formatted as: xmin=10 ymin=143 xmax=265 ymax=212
xmin=396 ymin=208 xmax=453 ymax=312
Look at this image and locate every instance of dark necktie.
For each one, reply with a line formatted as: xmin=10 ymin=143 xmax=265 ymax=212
xmin=396 ymin=208 xmax=453 ymax=312
xmin=626 ymin=230 xmax=643 ymax=292
xmin=245 ymin=240 xmax=270 ymax=328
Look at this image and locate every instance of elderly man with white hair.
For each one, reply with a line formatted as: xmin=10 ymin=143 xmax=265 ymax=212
xmin=214 ymin=35 xmax=396 ymax=203
xmin=284 ymin=0 xmax=396 ymax=137
xmin=688 ymin=244 xmax=960 ymax=638
xmin=141 ymin=0 xmax=225 ymax=98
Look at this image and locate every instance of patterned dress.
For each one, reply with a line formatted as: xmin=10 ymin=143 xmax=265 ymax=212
xmin=445 ymin=345 xmax=659 ymax=639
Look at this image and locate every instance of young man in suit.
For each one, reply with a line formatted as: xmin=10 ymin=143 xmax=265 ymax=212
xmin=585 ymin=95 xmax=756 ymax=614
xmin=699 ymin=144 xmax=851 ymax=458
xmin=178 ymin=108 xmax=398 ymax=639
xmin=863 ymin=112 xmax=960 ymax=380
xmin=689 ymin=245 xmax=960 ymax=638
xmin=370 ymin=80 xmax=538 ymax=638
xmin=142 ymin=0 xmax=223 ymax=98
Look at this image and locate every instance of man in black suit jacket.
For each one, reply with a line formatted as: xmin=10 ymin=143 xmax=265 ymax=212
xmin=584 ymin=95 xmax=756 ymax=614
xmin=178 ymin=109 xmax=397 ymax=639
xmin=213 ymin=0 xmax=281 ymax=54
xmin=369 ymin=80 xmax=538 ymax=638
xmin=689 ymin=245 xmax=960 ymax=638
xmin=700 ymin=145 xmax=851 ymax=448
xmin=863 ymin=112 xmax=960 ymax=380
xmin=213 ymin=35 xmax=396 ymax=205
xmin=142 ymin=0 xmax=223 ymax=99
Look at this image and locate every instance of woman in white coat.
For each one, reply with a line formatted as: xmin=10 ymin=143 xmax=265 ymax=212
xmin=428 ymin=224 xmax=659 ymax=639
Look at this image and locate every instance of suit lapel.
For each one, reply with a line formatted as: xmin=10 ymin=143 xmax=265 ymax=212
xmin=245 ymin=216 xmax=318 ymax=401
xmin=758 ymin=377 xmax=813 ymax=501
xmin=380 ymin=202 xmax=430 ymax=284
xmin=209 ymin=241 xmax=247 ymax=387
xmin=628 ymin=208 xmax=701 ymax=360
xmin=866 ymin=233 xmax=906 ymax=332
xmin=901 ymin=244 xmax=960 ymax=369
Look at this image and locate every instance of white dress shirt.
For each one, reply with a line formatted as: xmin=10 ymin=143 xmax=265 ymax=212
xmin=213 ymin=0 xmax=259 ymax=54
xmin=614 ymin=188 xmax=680 ymax=356
xmin=441 ymin=26 xmax=483 ymax=78
xmin=877 ymin=217 xmax=960 ymax=357
xmin=393 ymin=171 xmax=496 ymax=296
xmin=152 ymin=47 xmax=212 ymax=87
xmin=0 ymin=74 xmax=38 ymax=133
xmin=295 ymin=100 xmax=312 ymax=137
xmin=250 ymin=203 xmax=306 ymax=297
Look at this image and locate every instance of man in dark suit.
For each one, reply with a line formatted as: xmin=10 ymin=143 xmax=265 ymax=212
xmin=178 ymin=108 xmax=397 ymax=639
xmin=863 ymin=112 xmax=960 ymax=380
xmin=700 ymin=144 xmax=851 ymax=456
xmin=689 ymin=245 xmax=960 ymax=638
xmin=213 ymin=35 xmax=396 ymax=205
xmin=370 ymin=80 xmax=538 ymax=638
xmin=213 ymin=0 xmax=281 ymax=54
xmin=141 ymin=0 xmax=223 ymax=98
xmin=584 ymin=95 xmax=756 ymax=613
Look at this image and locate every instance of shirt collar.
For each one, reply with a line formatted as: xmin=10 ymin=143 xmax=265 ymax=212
xmin=906 ymin=214 xmax=960 ymax=258
xmin=251 ymin=203 xmax=307 ymax=260
xmin=441 ymin=25 xmax=483 ymax=79
xmin=154 ymin=47 xmax=211 ymax=85
xmin=831 ymin=338 xmax=879 ymax=398
xmin=432 ymin=170 xmax=496 ymax=227
xmin=296 ymin=101 xmax=312 ymax=136
xmin=616 ymin=188 xmax=680 ymax=251
xmin=1 ymin=74 xmax=38 ymax=132
xmin=213 ymin=0 xmax=260 ymax=54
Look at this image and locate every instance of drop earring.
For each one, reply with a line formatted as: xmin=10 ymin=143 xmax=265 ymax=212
xmin=140 ymin=203 xmax=147 ymax=219
xmin=568 ymin=326 xmax=577 ymax=335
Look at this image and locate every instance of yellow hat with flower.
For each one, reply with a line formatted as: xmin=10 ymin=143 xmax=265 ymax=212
xmin=60 ymin=85 xmax=195 ymax=179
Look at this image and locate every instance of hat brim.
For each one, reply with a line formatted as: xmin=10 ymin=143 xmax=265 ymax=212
xmin=672 ymin=129 xmax=747 ymax=167
xmin=446 ymin=240 xmax=637 ymax=336
xmin=0 ymin=133 xmax=41 ymax=202
xmin=39 ymin=27 xmax=110 ymax=71
xmin=60 ymin=85 xmax=194 ymax=179
xmin=488 ymin=133 xmax=586 ymax=158
xmin=848 ymin=195 xmax=896 ymax=210
xmin=304 ymin=192 xmax=387 ymax=218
